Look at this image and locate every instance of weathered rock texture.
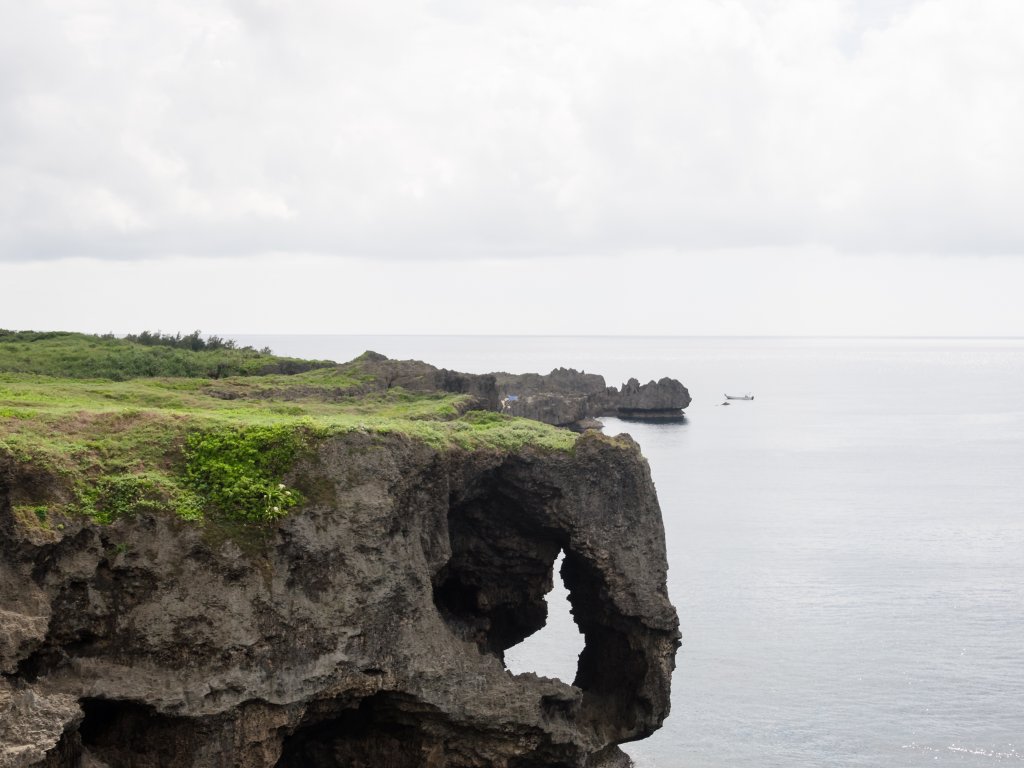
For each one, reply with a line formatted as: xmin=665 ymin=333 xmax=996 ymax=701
xmin=493 ymin=369 xmax=691 ymax=429
xmin=346 ymin=352 xmax=500 ymax=412
xmin=1 ymin=431 xmax=679 ymax=767
xmin=206 ymin=352 xmax=500 ymax=413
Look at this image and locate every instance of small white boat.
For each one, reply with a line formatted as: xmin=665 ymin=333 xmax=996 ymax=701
xmin=724 ymin=393 xmax=754 ymax=400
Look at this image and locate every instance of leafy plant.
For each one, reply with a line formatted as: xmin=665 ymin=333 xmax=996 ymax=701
xmin=75 ymin=472 xmax=180 ymax=524
xmin=183 ymin=425 xmax=308 ymax=522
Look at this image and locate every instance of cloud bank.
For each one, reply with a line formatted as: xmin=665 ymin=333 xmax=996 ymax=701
xmin=2 ymin=0 xmax=1023 ymax=261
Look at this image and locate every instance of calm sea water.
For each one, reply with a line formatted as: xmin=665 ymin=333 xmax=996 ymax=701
xmin=238 ymin=336 xmax=1024 ymax=767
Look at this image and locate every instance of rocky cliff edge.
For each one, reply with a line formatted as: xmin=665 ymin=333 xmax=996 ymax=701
xmin=1 ymin=426 xmax=678 ymax=767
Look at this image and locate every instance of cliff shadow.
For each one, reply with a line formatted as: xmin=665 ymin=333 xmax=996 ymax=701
xmin=275 ymin=692 xmax=443 ymax=768
xmin=432 ymin=473 xmax=566 ymax=659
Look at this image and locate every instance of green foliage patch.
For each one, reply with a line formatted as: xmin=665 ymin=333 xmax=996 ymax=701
xmin=0 ymin=407 xmax=34 ymax=420
xmin=1 ymin=332 xmax=579 ymax=531
xmin=75 ymin=472 xmax=198 ymax=525
xmin=183 ymin=426 xmax=308 ymax=522
xmin=0 ymin=330 xmax=334 ymax=380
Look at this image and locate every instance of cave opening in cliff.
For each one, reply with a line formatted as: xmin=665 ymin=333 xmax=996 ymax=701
xmin=433 ymin=481 xmax=576 ymax=666
xmin=275 ymin=692 xmax=448 ymax=768
xmin=435 ymin=467 xmax=658 ymax=723
xmin=78 ymin=697 xmax=203 ymax=767
xmin=503 ymin=549 xmax=585 ymax=683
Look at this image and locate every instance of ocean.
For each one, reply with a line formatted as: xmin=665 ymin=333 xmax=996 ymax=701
xmin=236 ymin=335 xmax=1024 ymax=767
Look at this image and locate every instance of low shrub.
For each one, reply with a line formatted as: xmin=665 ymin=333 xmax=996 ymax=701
xmin=183 ymin=425 xmax=309 ymax=522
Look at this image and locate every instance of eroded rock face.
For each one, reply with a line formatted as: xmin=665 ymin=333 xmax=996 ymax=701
xmin=348 ymin=354 xmax=500 ymax=412
xmin=0 ymin=432 xmax=678 ymax=767
xmin=616 ymin=378 xmax=691 ymax=419
xmin=494 ymin=369 xmax=691 ymax=428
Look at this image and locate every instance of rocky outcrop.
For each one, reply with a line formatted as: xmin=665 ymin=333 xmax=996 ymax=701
xmin=224 ymin=353 xmax=686 ymax=431
xmin=493 ymin=369 xmax=691 ymax=429
xmin=346 ymin=352 xmax=500 ymax=412
xmin=0 ymin=686 xmax=81 ymax=768
xmin=1 ymin=431 xmax=678 ymax=767
xmin=616 ymin=378 xmax=691 ymax=419
xmin=207 ymin=352 xmax=500 ymax=413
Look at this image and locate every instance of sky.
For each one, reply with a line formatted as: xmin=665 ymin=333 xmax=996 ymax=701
xmin=2 ymin=0 xmax=1023 ymax=336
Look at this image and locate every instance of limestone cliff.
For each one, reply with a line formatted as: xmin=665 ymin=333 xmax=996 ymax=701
xmin=493 ymin=369 xmax=691 ymax=429
xmin=1 ymin=431 xmax=679 ymax=767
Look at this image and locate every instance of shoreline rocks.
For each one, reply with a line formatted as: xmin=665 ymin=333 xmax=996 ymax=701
xmin=493 ymin=369 xmax=691 ymax=430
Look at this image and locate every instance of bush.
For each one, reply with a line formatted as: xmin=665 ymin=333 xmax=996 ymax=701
xmin=75 ymin=473 xmax=180 ymax=524
xmin=183 ymin=425 xmax=308 ymax=522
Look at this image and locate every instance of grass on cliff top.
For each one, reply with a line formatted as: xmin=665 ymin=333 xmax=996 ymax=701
xmin=0 ymin=334 xmax=577 ymax=529
xmin=0 ymin=329 xmax=335 ymax=380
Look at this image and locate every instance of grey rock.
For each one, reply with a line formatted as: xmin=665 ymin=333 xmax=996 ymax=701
xmin=494 ymin=369 xmax=691 ymax=428
xmin=617 ymin=377 xmax=691 ymax=414
xmin=344 ymin=353 xmax=500 ymax=412
xmin=216 ymin=352 xmax=500 ymax=413
xmin=0 ymin=683 xmax=82 ymax=768
xmin=0 ymin=430 xmax=678 ymax=767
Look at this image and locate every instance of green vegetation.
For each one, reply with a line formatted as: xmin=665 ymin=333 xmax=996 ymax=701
xmin=183 ymin=426 xmax=307 ymax=522
xmin=0 ymin=330 xmax=334 ymax=380
xmin=0 ymin=331 xmax=577 ymax=530
xmin=122 ymin=329 xmax=260 ymax=352
xmin=75 ymin=472 xmax=194 ymax=525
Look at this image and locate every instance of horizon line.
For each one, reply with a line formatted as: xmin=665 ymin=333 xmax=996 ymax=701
xmin=224 ymin=333 xmax=1024 ymax=340
xmin=8 ymin=328 xmax=1024 ymax=341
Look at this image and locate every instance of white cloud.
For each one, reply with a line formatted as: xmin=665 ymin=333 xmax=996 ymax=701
xmin=1 ymin=0 xmax=1023 ymax=262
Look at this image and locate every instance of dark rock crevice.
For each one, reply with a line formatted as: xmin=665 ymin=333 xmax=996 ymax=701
xmin=433 ymin=474 xmax=566 ymax=658
xmin=275 ymin=692 xmax=449 ymax=768
xmin=562 ymin=552 xmax=656 ymax=740
xmin=275 ymin=691 xmax=589 ymax=768
xmin=74 ymin=697 xmax=291 ymax=768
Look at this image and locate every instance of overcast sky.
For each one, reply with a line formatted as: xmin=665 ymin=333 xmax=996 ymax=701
xmin=2 ymin=0 xmax=1023 ymax=335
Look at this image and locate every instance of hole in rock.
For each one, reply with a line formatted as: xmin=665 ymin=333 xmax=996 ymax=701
xmin=432 ymin=485 xmax=567 ymax=657
xmin=79 ymin=698 xmax=195 ymax=767
xmin=504 ymin=551 xmax=585 ymax=683
xmin=275 ymin=692 xmax=445 ymax=768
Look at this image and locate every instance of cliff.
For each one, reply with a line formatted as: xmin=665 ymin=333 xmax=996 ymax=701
xmin=0 ymin=340 xmax=679 ymax=768
xmin=493 ymin=369 xmax=691 ymax=429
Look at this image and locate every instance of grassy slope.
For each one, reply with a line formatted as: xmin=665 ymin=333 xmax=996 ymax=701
xmin=0 ymin=330 xmax=335 ymax=379
xmin=0 ymin=333 xmax=577 ymax=529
